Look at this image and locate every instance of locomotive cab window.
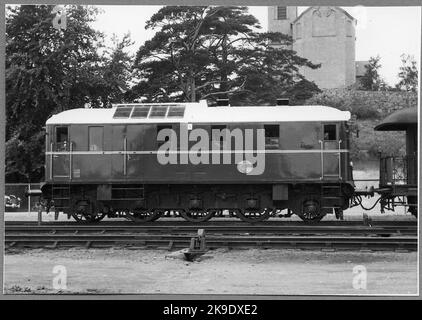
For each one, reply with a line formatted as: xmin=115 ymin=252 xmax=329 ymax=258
xmin=323 ymin=124 xmax=337 ymax=141
xmin=55 ymin=126 xmax=69 ymax=151
xmin=88 ymin=126 xmax=104 ymax=151
xmin=264 ymin=125 xmax=280 ymax=148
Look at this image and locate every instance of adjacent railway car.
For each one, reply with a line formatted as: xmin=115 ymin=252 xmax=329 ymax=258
xmin=374 ymin=108 xmax=418 ymax=217
xmin=41 ymin=100 xmax=355 ymax=223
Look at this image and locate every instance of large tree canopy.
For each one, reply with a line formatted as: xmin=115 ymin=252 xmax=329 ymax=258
xmin=5 ymin=5 xmax=132 ymax=182
xmin=130 ymin=6 xmax=320 ymax=105
xmin=5 ymin=5 xmax=321 ymax=182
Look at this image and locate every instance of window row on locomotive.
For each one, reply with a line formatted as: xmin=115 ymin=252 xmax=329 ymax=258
xmin=52 ymin=122 xmax=341 ymax=152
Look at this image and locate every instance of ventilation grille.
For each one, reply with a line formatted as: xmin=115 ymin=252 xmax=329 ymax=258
xmin=113 ymin=104 xmax=185 ymax=119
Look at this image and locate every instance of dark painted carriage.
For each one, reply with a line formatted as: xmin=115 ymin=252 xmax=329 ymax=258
xmin=40 ymin=100 xmax=355 ymax=222
xmin=374 ymin=108 xmax=418 ymax=217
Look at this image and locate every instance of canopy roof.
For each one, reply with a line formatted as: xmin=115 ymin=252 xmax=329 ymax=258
xmin=374 ymin=108 xmax=418 ymax=131
xmin=46 ymin=100 xmax=351 ymax=125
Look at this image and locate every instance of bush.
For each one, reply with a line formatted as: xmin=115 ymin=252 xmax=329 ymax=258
xmin=304 ymin=89 xmax=415 ymax=161
xmin=304 ymin=88 xmax=417 ymax=120
xmin=349 ymin=120 xmax=406 ymax=161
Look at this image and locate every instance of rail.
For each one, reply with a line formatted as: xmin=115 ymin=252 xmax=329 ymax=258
xmin=5 ymin=221 xmax=417 ymax=251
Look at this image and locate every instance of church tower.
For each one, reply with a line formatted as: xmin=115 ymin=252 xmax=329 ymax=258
xmin=292 ymin=7 xmax=356 ymax=89
xmin=268 ymin=6 xmax=357 ymax=89
xmin=268 ymin=6 xmax=298 ymax=46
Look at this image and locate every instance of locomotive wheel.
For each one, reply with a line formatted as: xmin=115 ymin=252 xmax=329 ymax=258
xmin=71 ymin=212 xmax=106 ymax=223
xmin=235 ymin=208 xmax=271 ymax=223
xmin=180 ymin=209 xmax=215 ymax=222
xmin=126 ymin=209 xmax=163 ymax=222
xmin=72 ymin=200 xmax=105 ymax=223
xmin=298 ymin=200 xmax=325 ymax=223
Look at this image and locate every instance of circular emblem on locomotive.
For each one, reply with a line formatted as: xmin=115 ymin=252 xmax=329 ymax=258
xmin=237 ymin=160 xmax=253 ymax=174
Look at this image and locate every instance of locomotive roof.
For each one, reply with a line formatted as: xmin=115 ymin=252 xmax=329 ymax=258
xmin=374 ymin=108 xmax=418 ymax=131
xmin=46 ymin=100 xmax=351 ymax=125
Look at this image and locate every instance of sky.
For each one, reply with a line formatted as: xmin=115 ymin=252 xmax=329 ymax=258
xmin=91 ymin=5 xmax=421 ymax=86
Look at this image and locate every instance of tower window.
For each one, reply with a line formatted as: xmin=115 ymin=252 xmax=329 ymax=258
xmin=296 ymin=23 xmax=302 ymax=39
xmin=277 ymin=6 xmax=287 ymax=20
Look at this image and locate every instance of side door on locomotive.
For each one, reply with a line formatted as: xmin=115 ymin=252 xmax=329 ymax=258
xmin=50 ymin=125 xmax=71 ymax=179
xmin=320 ymin=122 xmax=343 ymax=180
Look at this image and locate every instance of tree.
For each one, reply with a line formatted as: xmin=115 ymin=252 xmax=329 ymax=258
xmin=360 ymin=55 xmax=385 ymax=91
xmin=131 ymin=6 xmax=320 ymax=105
xmin=286 ymin=79 xmax=321 ymax=105
xmin=396 ymin=54 xmax=418 ymax=92
xmin=97 ymin=33 xmax=134 ymax=106
xmin=5 ymin=5 xmax=105 ymax=182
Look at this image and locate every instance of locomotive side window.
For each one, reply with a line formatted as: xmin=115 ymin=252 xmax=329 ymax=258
xmin=157 ymin=125 xmax=173 ymax=148
xmin=264 ymin=125 xmax=280 ymax=148
xmin=211 ymin=125 xmax=227 ymax=146
xmin=323 ymin=124 xmax=337 ymax=141
xmin=88 ymin=126 xmax=104 ymax=151
xmin=55 ymin=126 xmax=69 ymax=151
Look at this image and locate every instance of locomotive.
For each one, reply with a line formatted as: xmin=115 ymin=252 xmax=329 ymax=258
xmin=33 ymin=100 xmax=417 ymax=223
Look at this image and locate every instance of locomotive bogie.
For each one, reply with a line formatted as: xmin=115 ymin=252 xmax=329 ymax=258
xmin=42 ymin=182 xmax=353 ymax=222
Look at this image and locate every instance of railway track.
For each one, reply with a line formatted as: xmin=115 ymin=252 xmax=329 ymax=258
xmin=5 ymin=220 xmax=418 ymax=251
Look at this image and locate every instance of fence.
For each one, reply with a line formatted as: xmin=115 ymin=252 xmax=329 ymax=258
xmin=4 ymin=183 xmax=41 ymax=212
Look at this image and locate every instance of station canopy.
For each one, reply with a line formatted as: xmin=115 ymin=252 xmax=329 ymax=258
xmin=374 ymin=108 xmax=418 ymax=131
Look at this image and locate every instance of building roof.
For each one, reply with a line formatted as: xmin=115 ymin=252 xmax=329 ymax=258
xmin=292 ymin=6 xmax=356 ymax=25
xmin=374 ymin=108 xmax=418 ymax=131
xmin=46 ymin=100 xmax=351 ymax=125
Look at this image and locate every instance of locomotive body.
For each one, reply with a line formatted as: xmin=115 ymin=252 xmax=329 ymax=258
xmin=41 ymin=100 xmax=354 ymax=222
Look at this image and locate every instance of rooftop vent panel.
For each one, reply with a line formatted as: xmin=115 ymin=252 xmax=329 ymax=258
xmin=149 ymin=105 xmax=168 ymax=118
xmin=131 ymin=105 xmax=151 ymax=118
xmin=167 ymin=106 xmax=186 ymax=118
xmin=216 ymin=98 xmax=230 ymax=106
xmin=113 ymin=106 xmax=133 ymax=118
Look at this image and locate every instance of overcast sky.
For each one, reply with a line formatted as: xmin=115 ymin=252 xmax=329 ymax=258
xmin=91 ymin=5 xmax=421 ymax=86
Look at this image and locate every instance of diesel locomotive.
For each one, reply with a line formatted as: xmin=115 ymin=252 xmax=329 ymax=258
xmin=38 ymin=100 xmax=357 ymax=223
